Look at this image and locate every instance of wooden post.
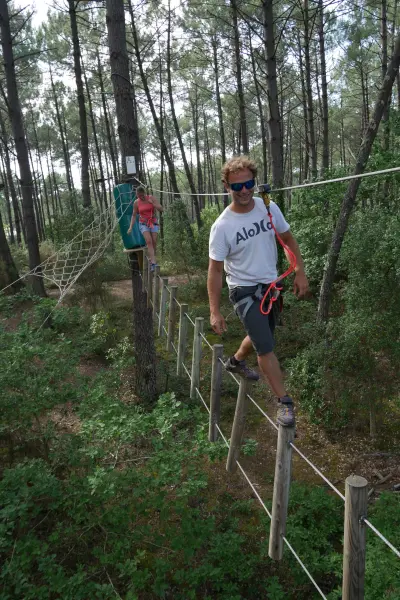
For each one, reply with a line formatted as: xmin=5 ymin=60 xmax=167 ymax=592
xmin=177 ymin=303 xmax=188 ymax=376
xmin=268 ymin=425 xmax=295 ymax=560
xmin=226 ymin=379 xmax=250 ymax=472
xmin=342 ymin=475 xmax=368 ymax=600
xmin=166 ymin=286 xmax=177 ymax=352
xmin=153 ymin=266 xmax=160 ymax=320
xmin=209 ymin=344 xmax=223 ymax=442
xmin=190 ymin=317 xmax=204 ymax=400
xmin=158 ymin=277 xmax=168 ymax=337
xmin=142 ymin=251 xmax=148 ymax=293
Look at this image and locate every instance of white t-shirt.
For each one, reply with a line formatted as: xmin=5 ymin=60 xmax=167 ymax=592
xmin=209 ymin=197 xmax=290 ymax=288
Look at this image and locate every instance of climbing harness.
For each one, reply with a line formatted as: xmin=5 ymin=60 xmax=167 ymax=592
xmin=257 ymin=184 xmax=297 ymax=315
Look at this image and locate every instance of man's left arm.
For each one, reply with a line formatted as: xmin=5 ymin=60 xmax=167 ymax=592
xmin=279 ymin=230 xmax=309 ymax=297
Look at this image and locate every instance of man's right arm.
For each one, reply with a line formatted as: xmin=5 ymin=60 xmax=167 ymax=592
xmin=207 ymin=258 xmax=227 ymax=335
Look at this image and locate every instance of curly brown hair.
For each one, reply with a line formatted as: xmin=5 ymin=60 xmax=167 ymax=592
xmin=221 ymin=156 xmax=258 ymax=184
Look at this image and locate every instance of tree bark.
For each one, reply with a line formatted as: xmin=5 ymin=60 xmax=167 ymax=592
xmin=262 ymin=0 xmax=284 ymax=212
xmin=0 ymin=118 xmax=22 ymax=244
xmin=0 ymin=159 xmax=14 ymax=244
xmin=105 ymin=0 xmax=157 ymax=403
xmin=167 ymin=2 xmax=202 ymax=228
xmin=49 ymin=66 xmax=74 ymax=195
xmin=30 ymin=111 xmax=53 ymax=239
xmin=230 ymin=0 xmax=249 ymax=154
xmin=97 ymin=49 xmax=119 ymax=185
xmin=191 ymin=87 xmax=204 ymax=208
xmin=0 ymin=207 xmax=23 ymax=292
xmin=319 ymin=0 xmax=329 ymax=174
xmin=128 ymin=0 xmax=180 ymax=194
xmin=304 ymin=0 xmax=317 ymax=179
xmin=0 ymin=0 xmax=45 ymax=296
xmin=249 ymin=32 xmax=268 ymax=183
xmin=67 ymin=0 xmax=91 ymax=209
xmin=318 ymin=32 xmax=400 ymax=322
xmin=212 ymin=36 xmax=226 ymax=166
xmin=82 ymin=60 xmax=107 ymax=209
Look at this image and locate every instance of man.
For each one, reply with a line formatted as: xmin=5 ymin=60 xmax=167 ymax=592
xmin=207 ymin=156 xmax=309 ymax=427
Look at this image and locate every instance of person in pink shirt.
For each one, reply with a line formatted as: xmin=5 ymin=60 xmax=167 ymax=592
xmin=128 ymin=186 xmax=164 ymax=271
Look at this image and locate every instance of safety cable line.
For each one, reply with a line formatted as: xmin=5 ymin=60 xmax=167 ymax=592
xmin=272 ymin=165 xmax=400 ymax=192
xmin=362 ymin=518 xmax=400 ymax=559
xmin=185 ymin=313 xmax=196 ymax=327
xmin=212 ymin=423 xmax=326 ymax=598
xmin=148 ymin=165 xmax=400 ymax=198
xmin=281 ymin=537 xmax=328 ymax=599
xmin=200 ymin=332 xmax=213 ymax=351
xmin=182 ymin=362 xmax=192 ymax=380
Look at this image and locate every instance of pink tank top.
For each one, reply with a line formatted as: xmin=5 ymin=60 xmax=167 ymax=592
xmin=137 ymin=196 xmax=157 ymax=227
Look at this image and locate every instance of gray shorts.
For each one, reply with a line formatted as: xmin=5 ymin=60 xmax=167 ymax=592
xmin=229 ymin=284 xmax=276 ymax=355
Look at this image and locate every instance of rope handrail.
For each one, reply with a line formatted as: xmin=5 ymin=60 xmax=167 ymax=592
xmin=149 ymin=165 xmax=400 ymax=198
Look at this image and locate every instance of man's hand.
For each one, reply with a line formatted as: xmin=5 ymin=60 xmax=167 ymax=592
xmin=210 ymin=311 xmax=227 ymax=335
xmin=127 ymin=226 xmax=132 ymax=234
xmin=293 ymin=272 xmax=309 ymax=298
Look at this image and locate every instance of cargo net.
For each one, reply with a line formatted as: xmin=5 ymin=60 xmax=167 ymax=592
xmin=31 ymin=188 xmax=132 ymax=303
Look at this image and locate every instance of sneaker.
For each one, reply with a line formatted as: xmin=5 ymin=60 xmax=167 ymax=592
xmin=224 ymin=356 xmax=260 ymax=381
xmin=276 ymin=396 xmax=295 ymax=427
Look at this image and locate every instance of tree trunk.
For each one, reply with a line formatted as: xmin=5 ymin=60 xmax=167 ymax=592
xmin=60 ymin=104 xmax=77 ymax=213
xmin=249 ymin=33 xmax=268 ymax=182
xmin=27 ymin=137 xmax=45 ymax=241
xmin=298 ymin=27 xmax=310 ymax=181
xmin=0 ymin=0 xmax=45 ymax=296
xmin=45 ymin=145 xmax=57 ymax=220
xmin=105 ymin=0 xmax=157 ymax=403
xmin=191 ymin=88 xmax=204 ymax=207
xmin=318 ymin=32 xmax=400 ymax=322
xmin=0 ymin=159 xmax=14 ymax=244
xmin=67 ymin=0 xmax=91 ymax=209
xmin=167 ymin=2 xmax=202 ymax=228
xmin=0 ymin=113 xmax=22 ymax=244
xmin=262 ymin=0 xmax=284 ymax=213
xmin=212 ymin=36 xmax=226 ymax=166
xmin=0 ymin=207 xmax=22 ymax=292
xmin=30 ymin=111 xmax=53 ymax=239
xmin=97 ymin=49 xmax=119 ymax=185
xmin=82 ymin=60 xmax=107 ymax=209
xmin=128 ymin=0 xmax=181 ymax=195
xmin=49 ymin=66 xmax=74 ymax=195
xmin=230 ymin=0 xmax=249 ymax=153
xmin=319 ymin=0 xmax=329 ymax=173
xmin=304 ymin=0 xmax=317 ymax=178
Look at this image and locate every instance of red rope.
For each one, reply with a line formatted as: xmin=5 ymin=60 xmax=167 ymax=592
xmin=260 ymin=209 xmax=297 ymax=315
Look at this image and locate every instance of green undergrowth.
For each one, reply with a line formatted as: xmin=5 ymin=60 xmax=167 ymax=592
xmin=0 ymin=295 xmax=399 ymax=599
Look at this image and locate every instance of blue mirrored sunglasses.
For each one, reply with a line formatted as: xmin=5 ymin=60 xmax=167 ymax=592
xmin=230 ymin=179 xmax=255 ymax=192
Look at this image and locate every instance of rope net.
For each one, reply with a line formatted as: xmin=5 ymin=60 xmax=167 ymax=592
xmin=1 ymin=187 xmax=133 ymax=303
